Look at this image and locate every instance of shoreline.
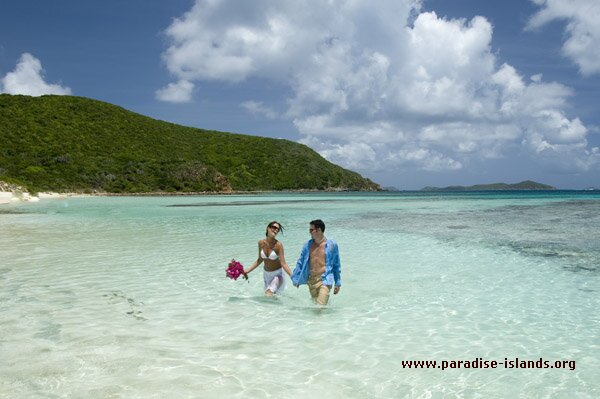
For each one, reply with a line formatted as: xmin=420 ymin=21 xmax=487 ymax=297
xmin=0 ymin=188 xmax=378 ymax=204
xmin=2 ymin=188 xmax=596 ymax=204
xmin=93 ymin=188 xmax=367 ymax=196
xmin=0 ymin=191 xmax=74 ymax=205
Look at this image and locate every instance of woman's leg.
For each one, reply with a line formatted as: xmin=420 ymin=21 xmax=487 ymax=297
xmin=266 ymin=275 xmax=280 ymax=295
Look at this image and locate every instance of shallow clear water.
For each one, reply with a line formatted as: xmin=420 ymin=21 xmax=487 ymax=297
xmin=1 ymin=192 xmax=599 ymax=398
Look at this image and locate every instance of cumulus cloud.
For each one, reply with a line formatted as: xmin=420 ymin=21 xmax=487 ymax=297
xmin=155 ymin=79 xmax=194 ymax=103
xmin=240 ymin=100 xmax=277 ymax=119
xmin=159 ymin=0 xmax=598 ymax=174
xmin=1 ymin=53 xmax=71 ymax=96
xmin=299 ymin=136 xmax=379 ymax=171
xmin=527 ymin=0 xmax=600 ymax=76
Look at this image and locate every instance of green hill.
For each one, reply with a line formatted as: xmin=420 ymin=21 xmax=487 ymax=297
xmin=0 ymin=94 xmax=380 ymax=193
xmin=421 ymin=180 xmax=555 ymax=191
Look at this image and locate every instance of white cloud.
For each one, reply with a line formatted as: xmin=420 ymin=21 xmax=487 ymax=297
xmin=240 ymin=100 xmax=277 ymax=119
xmin=391 ymin=148 xmax=463 ymax=172
xmin=1 ymin=53 xmax=71 ymax=96
xmin=527 ymin=0 xmax=600 ymax=76
xmin=160 ymin=0 xmax=332 ymax=83
xmin=155 ymin=79 xmax=194 ymax=103
xmin=159 ymin=0 xmax=598 ymax=174
xmin=523 ymin=132 xmax=599 ymax=172
xmin=419 ymin=122 xmax=521 ymax=157
xmin=299 ymin=136 xmax=379 ymax=171
xmin=530 ymin=73 xmax=543 ymax=82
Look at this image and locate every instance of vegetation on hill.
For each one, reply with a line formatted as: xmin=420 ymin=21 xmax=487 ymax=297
xmin=0 ymin=94 xmax=380 ymax=193
xmin=421 ymin=180 xmax=556 ymax=191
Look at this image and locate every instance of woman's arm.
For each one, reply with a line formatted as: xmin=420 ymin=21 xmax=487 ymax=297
xmin=244 ymin=240 xmax=263 ymax=275
xmin=278 ymin=243 xmax=292 ymax=277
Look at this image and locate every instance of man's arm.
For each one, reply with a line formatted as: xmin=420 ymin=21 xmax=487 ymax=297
xmin=291 ymin=242 xmax=309 ymax=287
xmin=332 ymin=242 xmax=341 ymax=294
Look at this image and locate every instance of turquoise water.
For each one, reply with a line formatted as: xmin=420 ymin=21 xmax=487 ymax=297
xmin=1 ymin=192 xmax=599 ymax=398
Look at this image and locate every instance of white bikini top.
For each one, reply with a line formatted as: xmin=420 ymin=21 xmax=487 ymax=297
xmin=261 ymin=248 xmax=279 ymax=260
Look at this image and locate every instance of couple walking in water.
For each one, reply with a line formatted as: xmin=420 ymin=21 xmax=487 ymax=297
xmin=243 ymin=219 xmax=342 ymax=305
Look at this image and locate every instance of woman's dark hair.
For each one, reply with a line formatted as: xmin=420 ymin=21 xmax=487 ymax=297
xmin=265 ymin=221 xmax=284 ymax=236
xmin=310 ymin=219 xmax=325 ymax=232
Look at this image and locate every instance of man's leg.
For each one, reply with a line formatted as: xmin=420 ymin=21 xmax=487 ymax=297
xmin=315 ymin=285 xmax=331 ymax=305
xmin=308 ymin=275 xmax=330 ymax=305
xmin=308 ymin=275 xmax=322 ymax=301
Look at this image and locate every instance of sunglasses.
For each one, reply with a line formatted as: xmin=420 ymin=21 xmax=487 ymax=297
xmin=269 ymin=225 xmax=280 ymax=231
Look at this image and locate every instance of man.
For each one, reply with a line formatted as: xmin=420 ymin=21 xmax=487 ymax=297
xmin=291 ymin=219 xmax=341 ymax=305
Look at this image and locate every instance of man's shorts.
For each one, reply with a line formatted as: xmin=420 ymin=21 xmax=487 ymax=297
xmin=308 ymin=274 xmax=331 ymax=305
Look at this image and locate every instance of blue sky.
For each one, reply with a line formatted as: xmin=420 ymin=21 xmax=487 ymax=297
xmin=1 ymin=0 xmax=599 ymax=189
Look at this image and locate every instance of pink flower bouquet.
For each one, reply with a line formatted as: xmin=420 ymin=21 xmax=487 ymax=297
xmin=226 ymin=259 xmax=248 ymax=281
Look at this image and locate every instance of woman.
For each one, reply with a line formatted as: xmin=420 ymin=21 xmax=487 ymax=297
xmin=244 ymin=221 xmax=292 ymax=296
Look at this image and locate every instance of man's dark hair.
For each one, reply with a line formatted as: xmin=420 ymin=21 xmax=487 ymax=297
xmin=310 ymin=219 xmax=325 ymax=233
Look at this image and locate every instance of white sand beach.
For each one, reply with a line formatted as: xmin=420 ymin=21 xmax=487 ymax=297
xmin=0 ymin=191 xmax=13 ymax=205
xmin=0 ymin=191 xmax=40 ymax=204
xmin=1 ymin=181 xmax=25 ymax=204
xmin=1 ymin=181 xmax=69 ymax=204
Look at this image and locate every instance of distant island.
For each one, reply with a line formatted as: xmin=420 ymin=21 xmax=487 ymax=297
xmin=421 ymin=180 xmax=556 ymax=191
xmin=0 ymin=94 xmax=380 ymax=194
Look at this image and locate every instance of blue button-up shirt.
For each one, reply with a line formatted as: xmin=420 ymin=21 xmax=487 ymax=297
xmin=291 ymin=239 xmax=342 ymax=287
